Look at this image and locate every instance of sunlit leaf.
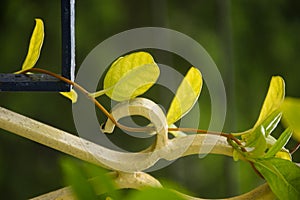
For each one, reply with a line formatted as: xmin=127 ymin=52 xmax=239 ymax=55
xmin=254 ymin=157 xmax=300 ymax=200
xmin=103 ymin=52 xmax=159 ymax=101
xmin=254 ymin=76 xmax=285 ymax=127
xmin=233 ymin=77 xmax=285 ymax=158
xmin=106 ymin=64 xmax=158 ymax=101
xmin=60 ymin=89 xmax=78 ymax=103
xmin=166 ymin=67 xmax=202 ymax=125
xmin=261 ymin=110 xmax=282 ymax=138
xmin=233 ymin=76 xmax=285 ymax=137
xmin=275 ymin=151 xmax=292 ymax=161
xmin=15 ymin=19 xmax=44 ymax=74
xmin=241 ymin=110 xmax=282 ymax=158
xmin=281 ymin=97 xmax=300 ymax=142
xmin=243 ymin=125 xmax=267 ymax=157
xmin=264 ymin=128 xmax=292 ymax=158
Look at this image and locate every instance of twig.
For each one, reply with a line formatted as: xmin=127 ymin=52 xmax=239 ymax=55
xmin=25 ymin=68 xmax=117 ymax=124
xmin=24 ymin=68 xmax=155 ymax=133
xmin=31 ymin=172 xmax=274 ymax=200
xmin=290 ymin=142 xmax=300 ymax=155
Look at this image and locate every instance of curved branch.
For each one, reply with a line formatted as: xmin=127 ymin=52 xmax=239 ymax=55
xmin=30 ymin=172 xmax=275 ymax=200
xmin=0 ymin=101 xmax=273 ymax=199
xmin=0 ymin=106 xmax=232 ymax=172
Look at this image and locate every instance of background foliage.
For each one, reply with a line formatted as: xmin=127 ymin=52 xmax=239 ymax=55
xmin=0 ymin=0 xmax=300 ymax=199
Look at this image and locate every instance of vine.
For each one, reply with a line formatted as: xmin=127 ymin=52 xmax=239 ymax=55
xmin=5 ymin=18 xmax=300 ymax=199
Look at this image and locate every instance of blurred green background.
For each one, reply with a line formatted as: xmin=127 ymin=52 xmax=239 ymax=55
xmin=0 ymin=0 xmax=300 ymax=199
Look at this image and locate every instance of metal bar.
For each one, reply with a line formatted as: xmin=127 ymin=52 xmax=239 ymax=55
xmin=0 ymin=0 xmax=75 ymax=92
xmin=61 ymin=0 xmax=75 ymax=82
xmin=0 ymin=74 xmax=69 ymax=91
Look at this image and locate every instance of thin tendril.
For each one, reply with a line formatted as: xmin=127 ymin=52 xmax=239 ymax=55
xmin=290 ymin=142 xmax=300 ymax=155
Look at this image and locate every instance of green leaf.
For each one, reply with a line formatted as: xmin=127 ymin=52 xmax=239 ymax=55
xmin=166 ymin=67 xmax=202 ymax=125
xmin=265 ymin=128 xmax=292 ymax=158
xmin=254 ymin=158 xmax=300 ymax=200
xmin=126 ymin=187 xmax=185 ymax=200
xmin=261 ymin=110 xmax=282 ymax=138
xmin=227 ymin=137 xmax=246 ymax=161
xmin=244 ymin=125 xmax=267 ymax=157
xmin=281 ymin=97 xmax=300 ymax=142
xmin=60 ymin=89 xmax=78 ymax=103
xmin=15 ymin=19 xmax=44 ymax=74
xmin=103 ymin=52 xmax=159 ymax=101
xmin=233 ymin=77 xmax=285 ymax=158
xmin=243 ymin=110 xmax=281 ymax=142
xmin=241 ymin=111 xmax=282 ymax=158
xmin=60 ymin=158 xmax=97 ymax=200
xmin=83 ymin=163 xmax=119 ymax=199
xmin=254 ymin=76 xmax=285 ymax=127
xmin=232 ymin=149 xmax=240 ymax=161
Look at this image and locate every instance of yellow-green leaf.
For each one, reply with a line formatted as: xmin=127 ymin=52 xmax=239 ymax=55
xmin=60 ymin=89 xmax=78 ymax=103
xmin=231 ymin=76 xmax=285 ymax=159
xmin=241 ymin=108 xmax=282 ymax=158
xmin=264 ymin=128 xmax=292 ymax=158
xmin=233 ymin=76 xmax=285 ymax=136
xmin=281 ymin=97 xmax=300 ymax=142
xmin=254 ymin=76 xmax=285 ymax=127
xmin=89 ymin=89 xmax=108 ymax=98
xmin=275 ymin=150 xmax=292 ymax=161
xmin=15 ymin=19 xmax=44 ymax=74
xmin=166 ymin=67 xmax=202 ymax=125
xmin=103 ymin=52 xmax=159 ymax=101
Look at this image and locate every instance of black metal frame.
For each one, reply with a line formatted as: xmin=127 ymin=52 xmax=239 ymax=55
xmin=0 ymin=0 xmax=75 ymax=92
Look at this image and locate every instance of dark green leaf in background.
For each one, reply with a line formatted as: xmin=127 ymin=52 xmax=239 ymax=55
xmin=60 ymin=158 xmax=97 ymax=200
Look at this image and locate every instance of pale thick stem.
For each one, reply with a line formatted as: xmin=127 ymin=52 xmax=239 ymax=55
xmin=0 ymin=105 xmax=232 ymax=172
xmin=30 ymin=187 xmax=73 ymax=200
xmin=0 ymin=104 xmax=275 ymax=199
xmin=0 ymin=106 xmax=112 ymax=169
xmin=31 ymin=173 xmax=274 ymax=200
xmin=31 ymin=171 xmax=162 ymax=200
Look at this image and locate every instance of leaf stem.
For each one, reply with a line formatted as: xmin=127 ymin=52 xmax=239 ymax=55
xmin=290 ymin=142 xmax=300 ymax=155
xmin=22 ymin=68 xmax=244 ymax=147
xmin=23 ymin=68 xmax=156 ymax=133
xmin=168 ymin=127 xmax=246 ymax=151
xmin=24 ymin=68 xmax=117 ymax=125
xmin=168 ymin=127 xmax=264 ymax=179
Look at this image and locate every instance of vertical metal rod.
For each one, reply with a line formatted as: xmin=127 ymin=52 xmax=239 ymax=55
xmin=61 ymin=0 xmax=75 ymax=86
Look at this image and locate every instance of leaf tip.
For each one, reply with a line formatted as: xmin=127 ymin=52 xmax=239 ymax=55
xmin=60 ymin=89 xmax=78 ymax=103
